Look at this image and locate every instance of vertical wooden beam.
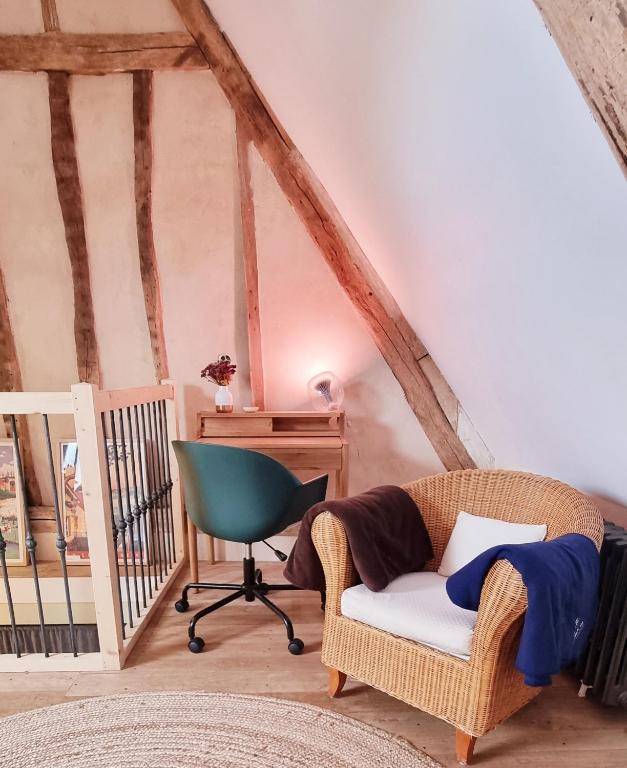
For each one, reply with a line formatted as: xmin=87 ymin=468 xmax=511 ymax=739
xmin=133 ymin=70 xmax=169 ymax=383
xmin=48 ymin=71 xmax=100 ymax=385
xmin=236 ymin=120 xmax=265 ymax=409
xmin=40 ymin=0 xmax=60 ymax=33
xmin=0 ymin=269 xmax=42 ymax=505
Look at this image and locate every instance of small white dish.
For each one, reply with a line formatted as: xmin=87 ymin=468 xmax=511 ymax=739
xmin=242 ymin=406 xmax=260 ymax=413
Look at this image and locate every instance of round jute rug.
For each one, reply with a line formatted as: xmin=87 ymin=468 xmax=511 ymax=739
xmin=1 ymin=691 xmax=441 ymax=768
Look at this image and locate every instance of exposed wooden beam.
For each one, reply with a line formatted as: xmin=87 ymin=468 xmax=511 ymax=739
xmin=40 ymin=0 xmax=60 ymax=33
xmin=236 ymin=121 xmax=265 ymax=410
xmin=0 ymin=32 xmax=209 ymax=74
xmin=171 ymin=0 xmax=475 ymax=470
xmin=133 ymin=70 xmax=169 ymax=383
xmin=534 ymin=1 xmax=627 ymax=176
xmin=48 ymin=72 xmax=100 ymax=385
xmin=0 ymin=268 xmax=42 ymax=506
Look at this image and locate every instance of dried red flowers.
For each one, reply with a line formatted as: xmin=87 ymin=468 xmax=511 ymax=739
xmin=201 ymin=358 xmax=237 ymax=386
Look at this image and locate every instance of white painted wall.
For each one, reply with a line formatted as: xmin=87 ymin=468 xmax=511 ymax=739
xmin=209 ymin=0 xmax=627 ymax=507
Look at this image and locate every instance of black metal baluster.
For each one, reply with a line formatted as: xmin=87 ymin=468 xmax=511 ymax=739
xmin=134 ymin=405 xmax=154 ymax=598
xmin=110 ymin=411 xmax=133 ymax=628
xmin=142 ymin=403 xmax=163 ymax=585
xmin=152 ymin=401 xmax=171 ymax=571
xmin=127 ymin=407 xmax=147 ymax=609
xmin=158 ymin=399 xmax=176 ymax=564
xmin=10 ymin=415 xmax=48 ymax=656
xmin=42 ymin=414 xmax=77 ymax=657
xmin=0 ymin=522 xmax=20 ymax=657
xmin=118 ymin=409 xmax=140 ymax=618
xmin=148 ymin=402 xmax=168 ymax=577
xmin=101 ymin=412 xmax=125 ymax=639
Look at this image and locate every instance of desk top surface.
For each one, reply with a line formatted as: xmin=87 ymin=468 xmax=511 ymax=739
xmin=197 ymin=410 xmax=341 ymax=418
xmin=197 ymin=435 xmax=345 ymax=449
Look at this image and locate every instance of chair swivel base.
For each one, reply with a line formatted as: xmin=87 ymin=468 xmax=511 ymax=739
xmin=174 ymin=555 xmax=304 ymax=655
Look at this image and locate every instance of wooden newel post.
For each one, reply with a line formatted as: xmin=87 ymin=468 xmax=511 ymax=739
xmin=72 ymin=383 xmax=124 ymax=670
xmin=161 ymin=379 xmax=187 ymax=563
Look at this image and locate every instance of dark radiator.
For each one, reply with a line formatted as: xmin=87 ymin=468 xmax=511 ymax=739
xmin=576 ymin=522 xmax=627 ymax=706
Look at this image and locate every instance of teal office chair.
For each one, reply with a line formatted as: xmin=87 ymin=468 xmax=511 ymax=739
xmin=172 ymin=441 xmax=328 ymax=655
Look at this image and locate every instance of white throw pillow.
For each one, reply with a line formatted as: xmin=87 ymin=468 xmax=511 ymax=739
xmin=438 ymin=510 xmax=547 ymax=577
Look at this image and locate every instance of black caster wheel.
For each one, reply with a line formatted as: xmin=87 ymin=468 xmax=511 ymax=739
xmin=255 ymin=568 xmax=263 ymax=584
xmin=174 ymin=599 xmax=189 ymax=613
xmin=288 ymin=638 xmax=304 ymax=655
xmin=188 ymin=637 xmax=205 ymax=654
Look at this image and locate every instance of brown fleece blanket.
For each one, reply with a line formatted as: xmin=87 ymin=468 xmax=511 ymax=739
xmin=284 ymin=485 xmax=433 ymax=592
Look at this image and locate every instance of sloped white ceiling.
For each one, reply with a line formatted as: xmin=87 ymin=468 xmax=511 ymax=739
xmin=208 ymin=0 xmax=627 ymax=505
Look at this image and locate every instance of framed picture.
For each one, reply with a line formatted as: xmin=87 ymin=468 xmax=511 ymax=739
xmin=60 ymin=439 xmax=150 ymax=565
xmin=0 ymin=439 xmax=27 ymax=566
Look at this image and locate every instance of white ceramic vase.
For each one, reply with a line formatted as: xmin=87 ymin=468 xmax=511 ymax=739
xmin=215 ymin=385 xmax=234 ymax=413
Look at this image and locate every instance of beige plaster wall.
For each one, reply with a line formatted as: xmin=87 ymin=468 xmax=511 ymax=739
xmin=56 ymin=0 xmax=185 ymax=33
xmin=0 ymin=0 xmax=43 ymax=33
xmin=72 ymin=74 xmax=155 ymax=390
xmin=152 ymin=69 xmax=249 ymax=443
xmin=0 ymin=4 xmax=447 ymax=559
xmin=0 ymin=72 xmax=78 ymax=499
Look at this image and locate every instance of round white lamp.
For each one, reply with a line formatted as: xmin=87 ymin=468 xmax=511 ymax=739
xmin=307 ymin=371 xmax=344 ymax=412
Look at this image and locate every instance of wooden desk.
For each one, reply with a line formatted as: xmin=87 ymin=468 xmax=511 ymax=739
xmin=188 ymin=411 xmax=348 ymax=578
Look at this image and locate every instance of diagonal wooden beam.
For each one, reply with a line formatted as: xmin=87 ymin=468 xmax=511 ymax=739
xmin=48 ymin=71 xmax=100 ymax=385
xmin=534 ymin=1 xmax=627 ymax=176
xmin=0 ymin=269 xmax=42 ymax=505
xmin=236 ymin=120 xmax=265 ymax=410
xmin=133 ymin=70 xmax=169 ymax=383
xmin=0 ymin=32 xmax=209 ymax=74
xmin=171 ymin=0 xmax=476 ymax=470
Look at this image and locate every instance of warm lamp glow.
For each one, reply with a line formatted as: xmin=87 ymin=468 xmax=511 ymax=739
xmin=307 ymin=371 xmax=344 ymax=412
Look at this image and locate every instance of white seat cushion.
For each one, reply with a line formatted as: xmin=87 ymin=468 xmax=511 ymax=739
xmin=340 ymin=571 xmax=477 ymax=659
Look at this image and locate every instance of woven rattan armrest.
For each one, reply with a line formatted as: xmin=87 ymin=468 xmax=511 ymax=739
xmin=470 ymin=559 xmax=527 ymax=666
xmin=312 ymin=511 xmax=354 ymax=615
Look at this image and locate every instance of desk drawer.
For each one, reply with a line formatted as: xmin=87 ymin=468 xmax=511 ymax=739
xmin=198 ymin=414 xmax=273 ymax=436
xmin=196 ymin=439 xmax=343 ymax=471
xmin=257 ymin=446 xmax=342 ymax=471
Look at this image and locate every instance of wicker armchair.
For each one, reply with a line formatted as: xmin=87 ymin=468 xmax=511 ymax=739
xmin=311 ymin=470 xmax=603 ymax=764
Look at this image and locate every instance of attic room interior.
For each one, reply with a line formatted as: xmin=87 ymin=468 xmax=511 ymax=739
xmin=0 ymin=0 xmax=626 ymax=766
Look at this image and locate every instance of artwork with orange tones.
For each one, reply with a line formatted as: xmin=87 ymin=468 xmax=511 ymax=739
xmin=60 ymin=440 xmax=149 ymax=564
xmin=0 ymin=440 xmax=26 ymax=565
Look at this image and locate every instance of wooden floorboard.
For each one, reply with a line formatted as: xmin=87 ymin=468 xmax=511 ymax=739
xmin=0 ymin=562 xmax=624 ymax=766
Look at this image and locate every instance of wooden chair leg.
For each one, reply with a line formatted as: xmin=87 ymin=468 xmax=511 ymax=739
xmin=327 ymin=667 xmax=347 ymax=698
xmin=455 ymin=730 xmax=477 ymax=765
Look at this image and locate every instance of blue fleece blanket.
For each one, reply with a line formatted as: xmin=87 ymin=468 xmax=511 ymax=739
xmin=446 ymin=533 xmax=599 ymax=686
